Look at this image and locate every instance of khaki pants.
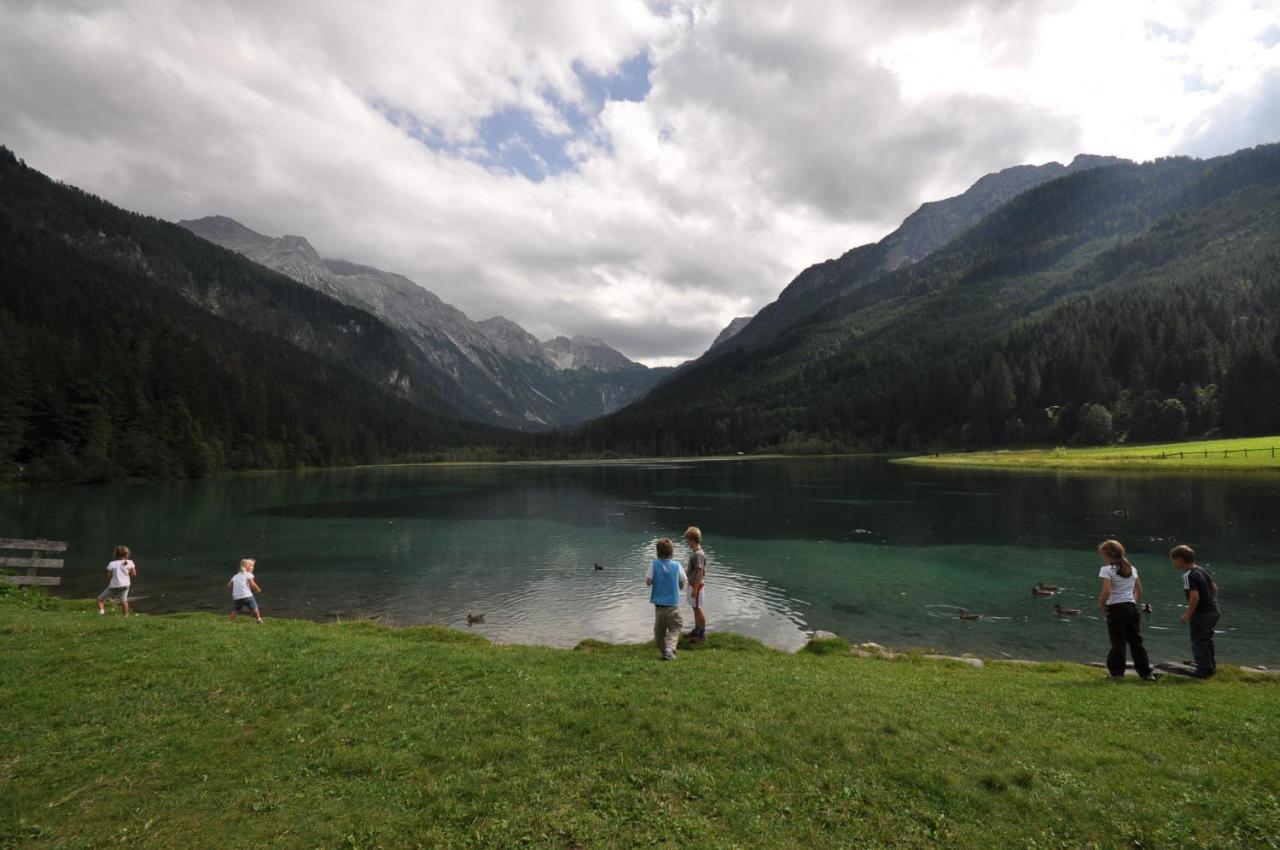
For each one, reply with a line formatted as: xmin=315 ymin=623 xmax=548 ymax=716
xmin=653 ymin=605 xmax=683 ymax=655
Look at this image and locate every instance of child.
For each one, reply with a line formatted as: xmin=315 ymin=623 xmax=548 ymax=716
xmin=646 ymin=538 xmax=686 ymax=661
xmin=97 ymin=545 xmax=137 ymax=617
xmin=1170 ymin=544 xmax=1219 ymax=678
xmin=1096 ymin=539 xmax=1156 ymax=681
xmin=228 ymin=558 xmax=263 ymax=623
xmin=683 ymin=526 xmax=708 ymax=642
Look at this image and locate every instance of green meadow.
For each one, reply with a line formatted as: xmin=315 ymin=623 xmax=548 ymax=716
xmin=3 ymin=593 xmax=1279 ymax=849
xmin=899 ymin=435 xmax=1280 ymax=472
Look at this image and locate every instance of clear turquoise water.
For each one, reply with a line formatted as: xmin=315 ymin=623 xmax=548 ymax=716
xmin=4 ymin=457 xmax=1277 ymax=663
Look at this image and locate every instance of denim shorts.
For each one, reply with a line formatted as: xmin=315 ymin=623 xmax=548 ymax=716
xmin=98 ymin=586 xmax=129 ymax=602
xmin=233 ymin=596 xmax=258 ymax=612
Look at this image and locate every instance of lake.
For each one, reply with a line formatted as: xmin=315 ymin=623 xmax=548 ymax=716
xmin=4 ymin=456 xmax=1278 ymax=664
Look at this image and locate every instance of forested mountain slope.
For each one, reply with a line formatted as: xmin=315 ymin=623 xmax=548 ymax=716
xmin=574 ymin=144 xmax=1280 ymax=455
xmin=181 ymin=216 xmax=670 ymax=429
xmin=0 ymin=148 xmax=510 ymax=482
xmin=717 ymin=154 xmax=1127 ymax=355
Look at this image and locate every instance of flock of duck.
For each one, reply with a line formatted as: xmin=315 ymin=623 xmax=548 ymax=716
xmin=956 ymin=583 xmax=1154 ymax=621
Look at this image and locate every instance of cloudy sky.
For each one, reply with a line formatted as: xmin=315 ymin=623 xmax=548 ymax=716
xmin=3 ymin=1 xmax=1279 ymax=365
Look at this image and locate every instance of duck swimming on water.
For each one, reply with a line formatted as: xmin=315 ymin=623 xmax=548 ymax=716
xmin=1031 ymin=585 xmax=1056 ymax=597
xmin=958 ymin=609 xmax=983 ymax=621
xmin=1054 ymin=604 xmax=1082 ymax=617
xmin=465 ymin=613 xmax=486 ymax=626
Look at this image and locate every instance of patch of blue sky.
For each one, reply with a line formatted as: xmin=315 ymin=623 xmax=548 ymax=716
xmin=376 ymin=51 xmax=652 ymax=181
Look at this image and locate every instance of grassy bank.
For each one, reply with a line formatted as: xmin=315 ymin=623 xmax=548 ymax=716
xmin=898 ymin=435 xmax=1280 ymax=472
xmin=3 ymin=595 xmax=1279 ymax=849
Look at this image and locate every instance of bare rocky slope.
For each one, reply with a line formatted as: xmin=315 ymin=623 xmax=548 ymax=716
xmin=181 ymin=216 xmax=669 ymax=428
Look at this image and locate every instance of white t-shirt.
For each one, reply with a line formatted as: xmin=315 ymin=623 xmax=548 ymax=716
xmin=230 ymin=571 xmax=255 ymax=599
xmin=1099 ymin=563 xmax=1138 ymax=604
xmin=107 ymin=559 xmax=133 ymax=588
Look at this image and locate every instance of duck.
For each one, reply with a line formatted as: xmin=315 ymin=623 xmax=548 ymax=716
xmin=465 ymin=613 xmax=486 ymax=626
xmin=1054 ymin=604 xmax=1082 ymax=617
xmin=1035 ymin=582 xmax=1061 ymax=592
xmin=958 ymin=609 xmax=983 ymax=621
xmin=594 ymin=562 xmax=604 ymax=571
xmin=1031 ymin=586 xmax=1056 ymax=597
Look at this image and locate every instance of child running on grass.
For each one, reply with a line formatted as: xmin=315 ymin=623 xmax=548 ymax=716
xmin=1170 ymin=544 xmax=1219 ymax=678
xmin=646 ymin=538 xmax=686 ymax=661
xmin=97 ymin=545 xmax=136 ymax=616
xmin=228 ymin=558 xmax=263 ymax=623
xmin=683 ymin=526 xmax=708 ymax=642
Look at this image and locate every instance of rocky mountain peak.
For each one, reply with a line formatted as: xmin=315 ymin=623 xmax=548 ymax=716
xmin=180 ymin=216 xmax=666 ymax=426
xmin=542 ymin=335 xmax=639 ymax=372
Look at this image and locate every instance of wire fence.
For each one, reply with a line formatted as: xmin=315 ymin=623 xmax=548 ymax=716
xmin=1097 ymin=446 xmax=1280 ymax=462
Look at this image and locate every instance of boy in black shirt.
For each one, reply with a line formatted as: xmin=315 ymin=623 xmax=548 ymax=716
xmin=1170 ymin=545 xmax=1219 ymax=678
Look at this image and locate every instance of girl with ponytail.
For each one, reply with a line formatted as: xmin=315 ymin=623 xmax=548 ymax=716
xmin=1097 ymin=539 xmax=1156 ymax=680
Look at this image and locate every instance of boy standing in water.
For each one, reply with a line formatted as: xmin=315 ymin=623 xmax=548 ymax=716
xmin=646 ymin=538 xmax=687 ymax=661
xmin=228 ymin=558 xmax=264 ymax=623
xmin=1171 ymin=545 xmax=1219 ymax=678
xmin=97 ymin=545 xmax=137 ymax=616
xmin=684 ymin=526 xmax=708 ymax=642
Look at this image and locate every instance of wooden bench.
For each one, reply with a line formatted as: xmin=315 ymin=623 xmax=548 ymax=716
xmin=0 ymin=537 xmax=67 ymax=587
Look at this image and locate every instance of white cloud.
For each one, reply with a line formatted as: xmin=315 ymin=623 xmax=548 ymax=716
xmin=1 ymin=0 xmax=1277 ymax=366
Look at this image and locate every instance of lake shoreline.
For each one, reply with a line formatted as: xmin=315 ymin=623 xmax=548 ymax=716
xmin=5 ymin=594 xmax=1279 ymax=847
xmin=38 ymin=591 xmax=1276 ymax=673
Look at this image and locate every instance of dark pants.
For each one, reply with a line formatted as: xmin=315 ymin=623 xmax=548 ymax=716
xmin=1189 ymin=609 xmax=1219 ymax=677
xmin=1106 ymin=602 xmax=1152 ymax=677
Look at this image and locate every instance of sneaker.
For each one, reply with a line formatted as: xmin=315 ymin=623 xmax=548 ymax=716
xmin=98 ymin=609 xmax=105 ymax=616
xmin=661 ymin=650 xmax=675 ymax=661
xmin=690 ymin=632 xmax=707 ymax=643
xmin=1140 ymin=672 xmax=1161 ymax=681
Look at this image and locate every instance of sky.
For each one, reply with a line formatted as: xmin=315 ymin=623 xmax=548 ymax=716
xmin=2 ymin=1 xmax=1279 ymax=366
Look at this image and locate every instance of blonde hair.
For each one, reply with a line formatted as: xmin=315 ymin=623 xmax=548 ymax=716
xmin=1098 ymin=539 xmax=1133 ymax=579
xmin=683 ymin=526 xmax=702 ymax=544
xmin=113 ymin=545 xmax=131 ymax=560
xmin=655 ymin=538 xmax=674 ymax=559
xmin=239 ymin=558 xmax=255 ymax=571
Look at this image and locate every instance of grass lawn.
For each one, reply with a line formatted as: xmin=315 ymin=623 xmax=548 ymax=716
xmin=2 ymin=593 xmax=1279 ymax=849
xmin=897 ymin=435 xmax=1280 ymax=472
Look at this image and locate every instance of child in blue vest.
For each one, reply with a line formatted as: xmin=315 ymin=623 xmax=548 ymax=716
xmin=646 ymin=538 xmax=687 ymax=661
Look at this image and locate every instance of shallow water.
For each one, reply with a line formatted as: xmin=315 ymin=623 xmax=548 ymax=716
xmin=4 ymin=457 xmax=1277 ymax=663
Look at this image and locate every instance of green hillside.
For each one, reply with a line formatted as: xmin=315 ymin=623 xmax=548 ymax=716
xmin=3 ymin=595 xmax=1278 ymax=849
xmin=576 ymin=145 xmax=1280 ymax=456
xmin=0 ymin=149 xmax=517 ymax=483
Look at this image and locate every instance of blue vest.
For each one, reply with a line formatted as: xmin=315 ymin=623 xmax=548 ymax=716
xmin=650 ymin=558 xmax=682 ymax=606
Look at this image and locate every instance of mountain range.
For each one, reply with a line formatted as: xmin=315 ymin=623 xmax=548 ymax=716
xmin=575 ymin=144 xmax=1280 ymax=455
xmin=179 ymin=216 xmax=669 ymax=429
xmin=4 ymin=139 xmax=1278 ymax=483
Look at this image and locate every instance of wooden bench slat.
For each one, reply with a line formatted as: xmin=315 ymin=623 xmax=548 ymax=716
xmin=0 ymin=538 xmax=69 ymax=552
xmin=0 ymin=557 xmax=63 ymax=569
xmin=1 ymin=575 xmax=62 ymax=586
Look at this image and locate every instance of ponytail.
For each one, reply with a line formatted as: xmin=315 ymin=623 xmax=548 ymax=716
xmin=1098 ymin=539 xmax=1132 ymax=577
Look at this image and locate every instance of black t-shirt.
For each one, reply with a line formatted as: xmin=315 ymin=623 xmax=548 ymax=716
xmin=1183 ymin=566 xmax=1218 ymax=612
